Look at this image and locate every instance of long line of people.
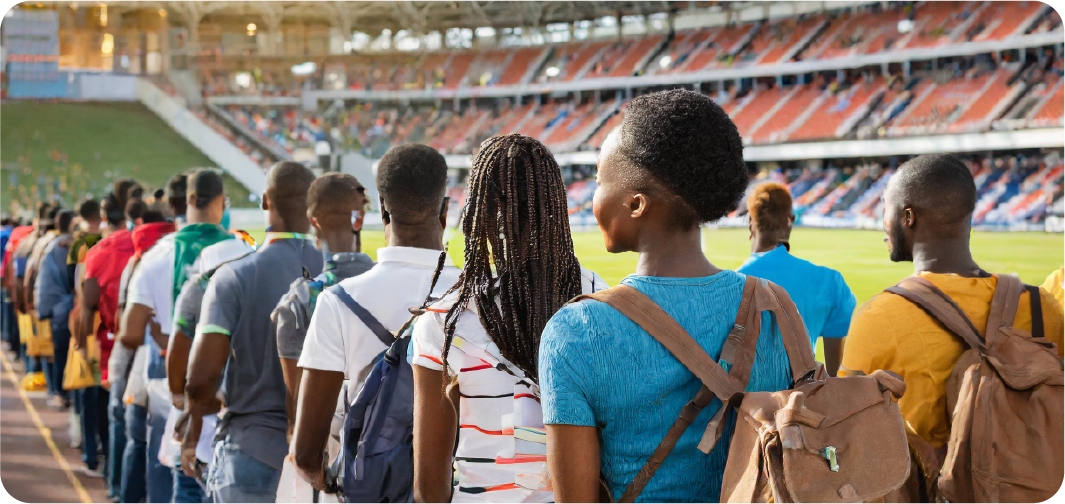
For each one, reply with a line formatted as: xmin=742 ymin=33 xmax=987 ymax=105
xmin=2 ymin=88 xmax=1064 ymax=504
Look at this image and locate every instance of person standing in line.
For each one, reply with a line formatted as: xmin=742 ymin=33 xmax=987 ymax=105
xmin=274 ymin=173 xmax=375 ymax=436
xmin=291 ymin=144 xmax=457 ymax=494
xmin=538 ymin=90 xmax=794 ymax=502
xmin=34 ymin=209 xmax=77 ymax=410
xmin=840 ymin=154 xmax=1064 ymax=449
xmin=184 ymin=162 xmax=322 ymax=503
xmin=736 ymin=182 xmax=856 ymax=376
xmin=118 ymin=170 xmax=251 ymax=503
xmin=75 ymin=187 xmax=138 ymax=478
xmin=411 ymin=134 xmax=607 ymax=503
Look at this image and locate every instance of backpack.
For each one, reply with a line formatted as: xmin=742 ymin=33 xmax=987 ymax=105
xmin=885 ymin=274 xmax=1064 ymax=502
xmin=327 ymin=285 xmax=417 ymax=503
xmin=574 ymin=275 xmax=912 ymax=503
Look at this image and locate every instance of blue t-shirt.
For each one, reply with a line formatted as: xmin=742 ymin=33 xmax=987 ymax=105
xmin=737 ymin=245 xmax=856 ymax=348
xmin=539 ymin=270 xmax=792 ymax=502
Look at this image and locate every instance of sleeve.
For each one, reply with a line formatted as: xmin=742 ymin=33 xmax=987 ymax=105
xmin=839 ymin=297 xmax=899 ymax=378
xmin=296 ymin=291 xmax=348 ymax=373
xmin=126 ymin=258 xmax=153 ymax=309
xmin=410 ymin=312 xmax=446 ymax=371
xmin=1037 ymin=287 xmax=1065 ymax=357
xmin=171 ymin=279 xmax=204 ymax=339
xmin=196 ymin=265 xmax=241 ymax=340
xmin=81 ymin=245 xmax=102 ymax=280
xmin=34 ymin=244 xmax=56 ymax=319
xmin=820 ymin=271 xmax=857 ymax=339
xmin=538 ymin=304 xmax=597 ymax=427
xmin=274 ymin=293 xmax=306 ymax=361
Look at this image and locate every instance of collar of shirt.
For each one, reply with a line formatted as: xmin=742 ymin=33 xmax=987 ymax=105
xmin=751 ymin=243 xmax=789 ymax=260
xmin=376 ymin=246 xmax=451 ymax=268
xmin=262 ymin=231 xmax=315 ymax=247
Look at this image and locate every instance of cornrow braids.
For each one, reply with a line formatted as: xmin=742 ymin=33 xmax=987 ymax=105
xmin=438 ymin=134 xmax=583 ymax=383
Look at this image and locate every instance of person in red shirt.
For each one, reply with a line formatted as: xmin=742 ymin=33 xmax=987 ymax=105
xmin=74 ymin=189 xmax=137 ymax=477
xmin=3 ymin=223 xmax=34 ymax=356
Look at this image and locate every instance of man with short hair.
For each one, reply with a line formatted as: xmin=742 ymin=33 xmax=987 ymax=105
xmin=118 ymin=169 xmax=251 ymax=503
xmin=184 ymin=162 xmax=322 ymax=502
xmin=841 ymin=153 xmax=1064 ymax=448
xmin=274 ymin=173 xmax=375 ymax=436
xmin=292 ymin=144 xmax=459 ymax=492
xmin=737 ymin=182 xmax=856 ymax=376
xmin=35 ymin=209 xmax=77 ymax=408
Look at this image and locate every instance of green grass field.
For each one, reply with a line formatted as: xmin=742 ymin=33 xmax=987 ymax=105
xmin=247 ymin=227 xmax=1063 ymax=308
xmin=1 ymin=101 xmax=253 ymax=213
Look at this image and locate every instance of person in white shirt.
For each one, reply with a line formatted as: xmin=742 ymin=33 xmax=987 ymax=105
xmin=292 ymin=144 xmax=458 ymax=492
xmin=117 ymin=170 xmax=252 ymax=503
xmin=410 ymin=134 xmax=606 ymax=503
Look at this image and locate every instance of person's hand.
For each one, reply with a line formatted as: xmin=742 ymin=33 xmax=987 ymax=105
xmin=173 ymin=409 xmax=190 ymax=443
xmin=181 ymin=446 xmax=201 ymax=480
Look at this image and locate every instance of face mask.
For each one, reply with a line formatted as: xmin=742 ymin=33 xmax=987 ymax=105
xmin=126 ymin=220 xmax=135 ymax=231
xmin=351 ymin=206 xmax=366 ymax=233
xmin=221 ymin=207 xmax=231 ymax=231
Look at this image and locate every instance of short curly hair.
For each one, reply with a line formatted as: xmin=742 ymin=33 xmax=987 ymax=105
xmin=612 ymin=89 xmax=748 ymax=227
xmin=747 ymin=182 xmax=793 ymax=235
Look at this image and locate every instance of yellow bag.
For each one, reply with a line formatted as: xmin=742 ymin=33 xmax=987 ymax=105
xmin=32 ymin=316 xmax=54 ymax=358
xmin=17 ymin=312 xmax=33 ymax=344
xmin=63 ymin=335 xmax=100 ymax=391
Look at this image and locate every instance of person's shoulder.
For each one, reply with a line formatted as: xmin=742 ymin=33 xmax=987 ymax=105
xmin=276 ymin=275 xmax=313 ymax=311
xmin=545 ymin=295 xmax=618 ymax=340
xmin=851 ymin=288 xmax=908 ymax=325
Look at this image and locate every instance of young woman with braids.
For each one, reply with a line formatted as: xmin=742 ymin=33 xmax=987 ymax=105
xmin=411 ymin=134 xmax=606 ymax=503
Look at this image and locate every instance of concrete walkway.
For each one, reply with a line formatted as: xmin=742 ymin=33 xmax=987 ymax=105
xmin=0 ymin=351 xmax=109 ymax=503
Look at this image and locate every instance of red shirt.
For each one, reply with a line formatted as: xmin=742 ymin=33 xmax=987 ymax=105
xmin=84 ymin=229 xmax=135 ymax=372
xmin=2 ymin=226 xmax=33 ymax=284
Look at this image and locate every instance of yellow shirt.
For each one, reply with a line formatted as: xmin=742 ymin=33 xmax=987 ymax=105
xmin=1041 ymin=267 xmax=1064 ymax=310
xmin=840 ymin=272 xmax=1064 ymax=447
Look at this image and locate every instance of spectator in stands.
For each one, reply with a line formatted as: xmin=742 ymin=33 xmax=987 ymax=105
xmin=412 ymin=134 xmax=607 ymax=503
xmin=292 ymin=145 xmax=455 ymax=495
xmin=736 ymin=183 xmax=856 ymax=376
xmin=840 ymin=154 xmax=1064 ymax=450
xmin=539 ymin=89 xmax=792 ymax=502
xmin=185 ymin=162 xmax=321 ymax=503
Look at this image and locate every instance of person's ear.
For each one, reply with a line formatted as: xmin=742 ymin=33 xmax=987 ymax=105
xmin=439 ymin=198 xmax=449 ymax=229
xmin=309 ymin=215 xmax=321 ymax=232
xmin=379 ymin=196 xmax=390 ymax=225
xmin=748 ymin=222 xmax=754 ymax=241
xmin=902 ymin=207 xmax=916 ymax=229
xmin=135 ymin=218 xmax=144 ymax=226
xmin=629 ymin=193 xmax=650 ymax=219
xmin=261 ymin=192 xmax=270 ymax=211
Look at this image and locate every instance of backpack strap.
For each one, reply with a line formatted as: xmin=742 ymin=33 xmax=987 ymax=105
xmin=1025 ymin=285 xmax=1045 ymax=340
xmin=328 ymin=285 xmax=394 ymax=346
xmin=986 ymin=274 xmax=1023 ymax=346
xmin=886 ymin=276 xmax=986 ymax=352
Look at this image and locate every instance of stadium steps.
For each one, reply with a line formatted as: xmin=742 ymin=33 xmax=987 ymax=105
xmin=743 ymin=85 xmax=802 ymax=143
xmin=624 ymin=34 xmax=670 ymax=77
xmin=1027 ymin=76 xmax=1065 ymax=128
xmin=885 ymin=78 xmax=939 ymax=136
xmin=947 ymin=2 xmax=991 ymax=41
xmin=832 ymin=81 xmax=889 ymax=139
xmin=652 ymin=28 xmax=714 ymax=74
xmin=585 ymin=106 xmax=625 ymax=150
xmin=514 ymin=47 xmax=552 ymax=86
xmin=546 ymin=99 xmax=622 ymax=152
xmin=563 ymin=41 xmax=613 ymax=82
xmin=751 ymin=85 xmax=824 ymax=144
xmin=972 ymin=1 xmax=1049 ymax=41
xmin=751 ymin=16 xmax=829 ymax=66
xmin=949 ymin=66 xmax=1026 ymax=133
xmin=778 ymin=16 xmax=832 ymax=64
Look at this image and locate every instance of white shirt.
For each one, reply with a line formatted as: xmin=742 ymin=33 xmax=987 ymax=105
xmin=299 ymin=247 xmax=461 ymax=389
xmin=411 ymin=266 xmax=606 ymax=503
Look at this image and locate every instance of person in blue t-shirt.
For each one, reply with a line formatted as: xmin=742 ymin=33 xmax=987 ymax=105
xmin=538 ymin=90 xmax=793 ymax=503
xmin=737 ymin=182 xmax=856 ymax=376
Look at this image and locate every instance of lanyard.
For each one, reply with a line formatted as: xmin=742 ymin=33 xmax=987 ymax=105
xmin=262 ymin=232 xmax=314 ymax=246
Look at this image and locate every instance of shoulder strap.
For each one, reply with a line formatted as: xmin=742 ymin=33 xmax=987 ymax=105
xmin=986 ymin=274 xmax=1023 ymax=345
xmin=885 ymin=276 xmax=985 ymax=351
xmin=1025 ymin=284 xmax=1045 ymax=340
xmin=328 ymin=285 xmax=394 ymax=347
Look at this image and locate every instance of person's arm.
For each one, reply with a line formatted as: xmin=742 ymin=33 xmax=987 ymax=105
xmin=280 ymin=357 xmax=302 ymax=437
xmin=546 ymin=425 xmax=601 ymax=503
xmin=823 ymin=338 xmax=844 ymax=377
xmin=167 ymin=330 xmax=193 ymax=404
xmin=181 ymin=331 xmax=228 ymax=479
xmin=412 ymin=366 xmax=458 ymax=503
xmin=118 ymin=303 xmax=151 ymax=349
xmin=821 ymin=271 xmax=857 ymax=377
xmin=274 ymin=300 xmax=304 ymax=438
xmin=292 ymin=368 xmax=344 ymax=491
xmin=76 ymin=277 xmax=101 ymax=349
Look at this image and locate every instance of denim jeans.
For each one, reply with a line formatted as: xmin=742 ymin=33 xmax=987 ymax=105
xmin=172 ymin=469 xmax=207 ymax=503
xmin=1 ymin=298 xmax=16 ymax=352
xmin=78 ymin=386 xmax=109 ymax=469
xmin=107 ymin=400 xmax=126 ymax=500
xmin=207 ymin=437 xmax=282 ymax=503
xmin=147 ymin=408 xmax=174 ymax=503
xmin=41 ymin=357 xmax=58 ymax=395
xmin=48 ymin=322 xmax=70 ymax=401
xmin=121 ymin=404 xmax=148 ymax=503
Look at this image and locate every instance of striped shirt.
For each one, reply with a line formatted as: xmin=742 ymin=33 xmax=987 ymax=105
xmin=411 ymin=266 xmax=606 ymax=503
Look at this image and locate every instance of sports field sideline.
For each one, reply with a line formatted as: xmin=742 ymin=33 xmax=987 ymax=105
xmin=246 ymin=227 xmax=1063 ymax=307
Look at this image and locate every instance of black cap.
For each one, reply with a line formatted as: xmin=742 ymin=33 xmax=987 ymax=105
xmin=167 ymin=173 xmax=188 ymax=202
xmin=188 ymin=169 xmax=225 ymax=209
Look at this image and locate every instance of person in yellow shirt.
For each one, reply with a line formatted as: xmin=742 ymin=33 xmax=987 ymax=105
xmin=1042 ymin=266 xmax=1064 ymax=309
xmin=841 ymin=153 xmax=1064 ymax=448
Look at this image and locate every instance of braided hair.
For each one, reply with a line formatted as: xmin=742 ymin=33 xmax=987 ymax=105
xmin=440 ymin=134 xmax=582 ymax=382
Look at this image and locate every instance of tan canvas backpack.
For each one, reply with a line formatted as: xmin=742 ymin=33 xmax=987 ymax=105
xmin=885 ymin=274 xmax=1064 ymax=502
xmin=575 ymin=275 xmax=912 ymax=503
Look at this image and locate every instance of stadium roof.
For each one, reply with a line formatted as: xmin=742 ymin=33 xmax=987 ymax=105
xmin=97 ymin=1 xmax=753 ymax=34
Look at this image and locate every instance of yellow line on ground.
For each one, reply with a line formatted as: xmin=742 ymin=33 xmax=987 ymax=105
xmin=0 ymin=351 xmax=93 ymax=503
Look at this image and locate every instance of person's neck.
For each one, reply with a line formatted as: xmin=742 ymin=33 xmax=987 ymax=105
xmin=911 ymin=238 xmax=983 ymax=277
xmin=101 ymin=224 xmax=120 ymax=238
xmin=635 ymin=226 xmax=719 ymax=278
xmin=267 ymin=214 xmax=310 ymax=235
xmin=752 ymin=233 xmax=789 ymax=254
xmin=85 ymin=222 xmax=102 ymax=234
xmin=185 ymin=209 xmax=216 ymax=226
xmin=387 ymin=222 xmax=444 ymax=251
xmin=321 ymin=231 xmax=358 ymax=256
